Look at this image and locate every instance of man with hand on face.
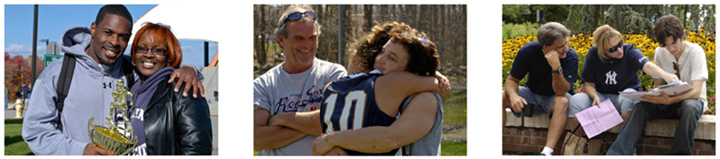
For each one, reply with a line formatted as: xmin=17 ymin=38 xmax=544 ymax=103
xmin=22 ymin=5 xmax=204 ymax=155
xmin=502 ymin=22 xmax=579 ymax=156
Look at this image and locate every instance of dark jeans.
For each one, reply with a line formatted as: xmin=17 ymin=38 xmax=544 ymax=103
xmin=607 ymin=99 xmax=703 ymax=155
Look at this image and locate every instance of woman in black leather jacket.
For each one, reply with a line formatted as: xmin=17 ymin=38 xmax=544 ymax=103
xmin=126 ymin=23 xmax=212 ymax=155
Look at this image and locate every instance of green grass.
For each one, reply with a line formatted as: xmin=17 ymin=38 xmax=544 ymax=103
xmin=441 ymin=141 xmax=467 ymax=156
xmin=441 ymin=89 xmax=467 ymax=156
xmin=5 ymin=119 xmax=34 ymax=155
xmin=443 ymin=89 xmax=467 ymax=126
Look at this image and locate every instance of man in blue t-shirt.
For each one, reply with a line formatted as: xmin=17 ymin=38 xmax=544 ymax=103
xmin=502 ymin=22 xmax=579 ymax=156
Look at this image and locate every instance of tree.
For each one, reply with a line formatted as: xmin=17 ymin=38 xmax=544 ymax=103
xmin=364 ymin=5 xmax=372 ymax=32
xmin=5 ymin=54 xmax=43 ymax=101
xmin=252 ymin=5 xmax=468 ymax=86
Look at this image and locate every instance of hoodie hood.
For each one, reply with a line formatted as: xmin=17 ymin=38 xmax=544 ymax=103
xmin=60 ymin=27 xmax=92 ymax=57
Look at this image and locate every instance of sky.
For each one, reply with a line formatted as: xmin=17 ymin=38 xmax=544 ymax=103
xmin=4 ymin=4 xmax=218 ymax=69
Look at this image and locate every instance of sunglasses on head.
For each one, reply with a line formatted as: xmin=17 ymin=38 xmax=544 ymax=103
xmin=284 ymin=11 xmax=316 ymax=23
xmin=608 ymin=40 xmax=623 ymax=53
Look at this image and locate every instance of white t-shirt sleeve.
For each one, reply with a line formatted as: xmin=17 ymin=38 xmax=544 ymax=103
xmin=253 ymin=77 xmax=272 ymax=111
xmin=687 ymin=46 xmax=708 ymax=82
xmin=329 ymin=64 xmax=348 ymax=81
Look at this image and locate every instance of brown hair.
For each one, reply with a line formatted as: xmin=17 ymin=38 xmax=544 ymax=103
xmin=537 ymin=22 xmax=571 ymax=47
xmin=389 ymin=25 xmax=439 ymax=76
xmin=654 ymin=14 xmax=686 ymax=45
xmin=130 ymin=23 xmax=182 ymax=68
xmin=348 ymin=21 xmax=409 ymax=74
xmin=348 ymin=21 xmax=439 ymax=76
xmin=592 ymin=25 xmax=623 ymax=63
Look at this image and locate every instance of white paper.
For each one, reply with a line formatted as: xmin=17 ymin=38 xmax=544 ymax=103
xmin=575 ymin=99 xmax=624 ymax=139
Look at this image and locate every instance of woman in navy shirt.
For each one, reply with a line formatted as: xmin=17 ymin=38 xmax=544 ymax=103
xmin=567 ymin=25 xmax=678 ymax=136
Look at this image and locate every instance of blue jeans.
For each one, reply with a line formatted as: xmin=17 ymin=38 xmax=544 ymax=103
xmin=607 ymin=99 xmax=704 ymax=155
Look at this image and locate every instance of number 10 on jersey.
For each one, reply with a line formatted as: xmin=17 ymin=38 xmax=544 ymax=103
xmin=323 ymin=90 xmax=367 ymax=133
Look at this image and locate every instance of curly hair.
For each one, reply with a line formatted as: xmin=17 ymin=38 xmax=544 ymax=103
xmin=348 ymin=22 xmax=407 ymax=74
xmin=130 ymin=23 xmax=182 ymax=68
xmin=389 ymin=26 xmax=439 ymax=76
xmin=348 ymin=21 xmax=439 ymax=76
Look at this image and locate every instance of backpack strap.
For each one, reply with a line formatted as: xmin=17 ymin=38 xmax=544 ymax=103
xmin=56 ymin=54 xmax=76 ymax=131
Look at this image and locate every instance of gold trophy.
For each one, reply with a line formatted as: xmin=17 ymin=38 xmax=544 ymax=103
xmin=87 ymin=79 xmax=138 ymax=155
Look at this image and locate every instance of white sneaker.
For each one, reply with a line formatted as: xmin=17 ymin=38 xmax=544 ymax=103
xmin=540 ymin=147 xmax=553 ymax=156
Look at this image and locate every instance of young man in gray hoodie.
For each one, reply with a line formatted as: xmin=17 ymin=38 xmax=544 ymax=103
xmin=22 ymin=5 xmax=204 ymax=155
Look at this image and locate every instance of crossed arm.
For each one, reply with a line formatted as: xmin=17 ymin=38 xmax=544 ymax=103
xmin=253 ymin=109 xmax=308 ymax=151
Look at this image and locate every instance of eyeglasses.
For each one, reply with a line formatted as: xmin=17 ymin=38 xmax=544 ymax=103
xmin=284 ymin=11 xmax=316 ymax=23
xmin=673 ymin=62 xmax=681 ymax=80
xmin=608 ymin=40 xmax=623 ymax=53
xmin=136 ymin=46 xmax=167 ymax=56
xmin=552 ymin=40 xmax=569 ymax=51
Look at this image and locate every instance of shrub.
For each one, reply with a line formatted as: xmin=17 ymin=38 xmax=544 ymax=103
xmin=502 ymin=22 xmax=540 ymax=42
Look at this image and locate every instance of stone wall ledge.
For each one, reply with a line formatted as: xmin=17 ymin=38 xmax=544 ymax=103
xmin=504 ymin=108 xmax=715 ymax=140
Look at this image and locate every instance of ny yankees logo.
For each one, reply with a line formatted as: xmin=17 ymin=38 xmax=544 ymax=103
xmin=605 ymin=70 xmax=617 ymax=85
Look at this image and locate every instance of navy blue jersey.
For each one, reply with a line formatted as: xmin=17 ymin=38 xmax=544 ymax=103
xmin=320 ymin=70 xmax=399 ymax=155
xmin=509 ymin=41 xmax=579 ymax=96
xmin=582 ymin=44 xmax=649 ymax=93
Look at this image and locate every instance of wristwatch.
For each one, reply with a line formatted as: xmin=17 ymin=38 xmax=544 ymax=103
xmin=552 ymin=67 xmax=563 ymax=74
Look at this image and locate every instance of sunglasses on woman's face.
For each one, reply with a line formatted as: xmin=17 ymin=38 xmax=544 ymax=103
xmin=608 ymin=40 xmax=623 ymax=53
xmin=284 ymin=11 xmax=316 ymax=23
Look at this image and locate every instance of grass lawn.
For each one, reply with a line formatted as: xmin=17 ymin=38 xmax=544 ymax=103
xmin=441 ymin=89 xmax=467 ymax=156
xmin=5 ymin=119 xmax=34 ymax=155
xmin=443 ymin=89 xmax=467 ymax=126
xmin=441 ymin=141 xmax=467 ymax=156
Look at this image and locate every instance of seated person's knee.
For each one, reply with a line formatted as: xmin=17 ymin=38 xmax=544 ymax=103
xmin=679 ymin=100 xmax=702 ymax=115
xmin=552 ymin=96 xmax=569 ymax=113
xmin=555 ymin=96 xmax=569 ymax=106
